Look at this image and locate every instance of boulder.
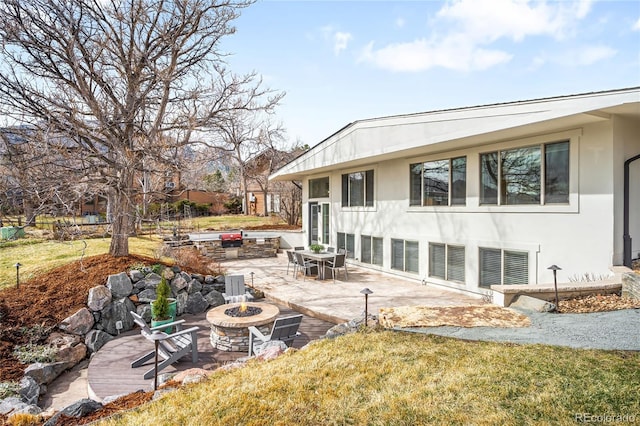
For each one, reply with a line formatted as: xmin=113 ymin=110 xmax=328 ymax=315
xmin=141 ymin=273 xmax=162 ymax=290
xmin=59 ymin=308 xmax=95 ymax=335
xmin=204 ymin=290 xmax=225 ymax=308
xmin=0 ymin=397 xmax=42 ymax=416
xmin=85 ymin=330 xmax=113 ymax=354
xmin=137 ymin=288 xmax=157 ymax=303
xmin=87 ymin=286 xmax=112 ymax=312
xmin=43 ymin=398 xmax=102 ymax=426
xmin=129 ymin=269 xmax=144 ymax=283
xmin=19 ymin=376 xmax=40 ymax=406
xmin=204 ymin=275 xmax=215 ymax=284
xmin=254 ymin=340 xmax=288 ymax=360
xmin=106 ymin=272 xmax=133 ymax=299
xmin=162 ymin=268 xmax=176 ymax=281
xmin=187 ymin=279 xmax=203 ymax=294
xmin=191 ymin=273 xmax=204 ymax=283
xmin=171 ymin=274 xmax=189 ymax=294
xmin=24 ymin=362 xmax=69 ymax=386
xmin=510 ymin=295 xmax=556 ymax=313
xmin=201 ymin=283 xmax=216 ymax=295
xmin=185 ymin=292 xmax=208 ymax=314
xmin=99 ymin=297 xmax=136 ymax=335
xmin=136 ymin=304 xmax=152 ymax=322
xmin=176 ymin=291 xmax=188 ymax=316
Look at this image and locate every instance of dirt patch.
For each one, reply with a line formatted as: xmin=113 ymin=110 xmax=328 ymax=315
xmin=379 ymin=305 xmax=532 ymax=329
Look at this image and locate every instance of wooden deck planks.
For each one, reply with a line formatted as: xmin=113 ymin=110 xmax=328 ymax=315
xmin=87 ymin=302 xmax=334 ymax=401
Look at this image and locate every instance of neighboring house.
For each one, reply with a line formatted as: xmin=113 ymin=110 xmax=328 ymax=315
xmin=270 ymin=88 xmax=640 ymax=301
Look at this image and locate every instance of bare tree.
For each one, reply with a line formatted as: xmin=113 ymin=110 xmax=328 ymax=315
xmin=0 ymin=0 xmax=282 ymax=256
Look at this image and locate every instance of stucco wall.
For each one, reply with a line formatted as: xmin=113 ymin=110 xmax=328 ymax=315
xmin=304 ymin=120 xmax=623 ymax=293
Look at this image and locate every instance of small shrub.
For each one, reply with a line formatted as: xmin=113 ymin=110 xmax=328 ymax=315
xmin=0 ymin=381 xmax=19 ymax=399
xmin=18 ymin=324 xmax=51 ymax=344
xmin=152 ymin=276 xmax=171 ymax=321
xmin=13 ymin=343 xmax=57 ymax=364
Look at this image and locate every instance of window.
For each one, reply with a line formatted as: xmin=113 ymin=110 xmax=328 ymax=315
xmin=342 ymin=170 xmax=374 ymax=207
xmin=337 ymin=232 xmax=355 ymax=258
xmin=321 ymin=203 xmax=330 ymax=243
xmin=480 ymin=141 xmax=569 ymax=205
xmin=429 ymin=243 xmax=465 ymax=282
xmin=479 ymin=248 xmax=528 ymax=287
xmin=391 ymin=239 xmax=419 ymax=273
xmin=361 ymin=235 xmax=383 ymax=266
xmin=410 ymin=157 xmax=466 ymax=206
xmin=309 ymin=177 xmax=329 ymax=198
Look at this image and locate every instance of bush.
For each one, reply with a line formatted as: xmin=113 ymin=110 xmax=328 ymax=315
xmin=151 ymin=275 xmax=171 ymax=321
xmin=168 ymin=247 xmax=225 ymax=276
xmin=0 ymin=381 xmax=19 ymax=399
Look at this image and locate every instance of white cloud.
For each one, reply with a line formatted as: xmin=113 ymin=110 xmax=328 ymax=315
xmin=395 ymin=17 xmax=405 ymax=28
xmin=359 ymin=0 xmax=593 ymax=72
xmin=571 ymin=45 xmax=617 ymax=65
xmin=633 ymin=17 xmax=640 ymax=31
xmin=359 ymin=37 xmax=512 ymax=72
xmin=334 ymin=32 xmax=352 ymax=55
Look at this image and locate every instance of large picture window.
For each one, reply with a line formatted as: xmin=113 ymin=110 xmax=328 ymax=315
xmin=410 ymin=157 xmax=466 ymax=206
xmin=480 ymin=141 xmax=569 ymax=205
xmin=391 ymin=239 xmax=419 ymax=273
xmin=309 ymin=177 xmax=329 ymax=198
xmin=361 ymin=235 xmax=383 ymax=266
xmin=429 ymin=243 xmax=465 ymax=283
xmin=342 ymin=170 xmax=374 ymax=207
xmin=479 ymin=248 xmax=528 ymax=287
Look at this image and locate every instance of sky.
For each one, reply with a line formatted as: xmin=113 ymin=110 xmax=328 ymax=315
xmin=220 ymin=0 xmax=640 ymax=148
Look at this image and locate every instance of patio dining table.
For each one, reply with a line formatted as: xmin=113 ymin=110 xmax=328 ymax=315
xmin=298 ymin=250 xmax=335 ymax=280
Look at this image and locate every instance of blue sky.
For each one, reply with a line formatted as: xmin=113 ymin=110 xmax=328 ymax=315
xmin=221 ymin=0 xmax=640 ymax=147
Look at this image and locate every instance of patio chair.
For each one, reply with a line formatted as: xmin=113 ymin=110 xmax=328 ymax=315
xmin=248 ymin=314 xmax=303 ymax=356
xmin=294 ymin=251 xmax=317 ymax=281
xmin=326 ymin=253 xmax=348 ymax=282
xmin=129 ymin=311 xmax=199 ymax=380
xmin=286 ymin=250 xmax=299 ymax=276
xmin=294 ymin=246 xmax=304 ymax=251
xmin=327 ymin=247 xmax=335 ymax=253
xmin=223 ymin=274 xmax=255 ymax=303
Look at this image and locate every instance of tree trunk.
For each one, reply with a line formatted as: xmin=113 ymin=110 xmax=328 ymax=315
xmin=108 ymin=179 xmax=134 ymax=257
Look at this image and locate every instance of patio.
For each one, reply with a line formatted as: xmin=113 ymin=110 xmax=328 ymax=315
xmin=86 ymin=253 xmax=483 ymax=401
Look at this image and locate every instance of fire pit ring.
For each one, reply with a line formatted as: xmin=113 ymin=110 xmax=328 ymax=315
xmin=206 ymin=302 xmax=280 ymax=352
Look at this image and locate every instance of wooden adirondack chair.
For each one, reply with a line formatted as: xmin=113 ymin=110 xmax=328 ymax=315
xmin=223 ymin=274 xmax=255 ymax=303
xmin=130 ymin=311 xmax=199 ymax=380
xmin=248 ymin=314 xmax=303 ymax=356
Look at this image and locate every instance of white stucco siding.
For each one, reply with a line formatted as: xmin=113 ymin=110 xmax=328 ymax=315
xmin=308 ymin=121 xmax=621 ymax=292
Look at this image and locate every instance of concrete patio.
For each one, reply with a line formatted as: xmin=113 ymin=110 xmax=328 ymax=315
xmin=56 ymin=253 xmax=484 ymax=407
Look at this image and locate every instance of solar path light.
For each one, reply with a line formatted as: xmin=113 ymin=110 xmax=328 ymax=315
xmin=360 ymin=288 xmax=373 ymax=326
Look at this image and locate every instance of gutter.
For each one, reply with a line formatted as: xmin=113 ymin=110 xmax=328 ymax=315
xmin=623 ymin=152 xmax=640 ymax=267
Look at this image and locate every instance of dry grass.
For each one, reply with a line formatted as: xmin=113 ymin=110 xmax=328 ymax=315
xmin=0 ymin=237 xmax=163 ymax=289
xmin=98 ymin=331 xmax=640 ymax=425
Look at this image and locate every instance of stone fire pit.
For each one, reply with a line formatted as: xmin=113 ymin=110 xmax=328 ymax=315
xmin=206 ymin=302 xmax=280 ymax=352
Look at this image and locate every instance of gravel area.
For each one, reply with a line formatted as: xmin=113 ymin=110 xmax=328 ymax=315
xmin=400 ymin=308 xmax=640 ymax=350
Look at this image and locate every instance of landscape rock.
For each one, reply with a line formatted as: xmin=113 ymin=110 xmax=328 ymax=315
xmin=204 ymin=290 xmax=225 ymax=308
xmin=510 ymin=295 xmax=556 ymax=313
xmin=622 ymin=272 xmax=640 ymax=300
xmin=99 ymin=297 xmax=136 ymax=335
xmin=176 ymin=291 xmax=188 ymax=316
xmin=43 ymin=398 xmax=102 ymax=426
xmin=87 ymin=286 xmax=112 ymax=312
xmin=187 ymin=279 xmax=203 ymax=294
xmin=137 ymin=288 xmax=157 ymax=303
xmin=19 ymin=376 xmax=40 ymax=406
xmin=162 ymin=268 xmax=176 ymax=281
xmin=185 ymin=292 xmax=208 ymax=314
xmin=254 ymin=340 xmax=287 ymax=360
xmin=55 ymin=343 xmax=87 ymax=369
xmin=136 ymin=304 xmax=152 ymax=322
xmin=204 ymin=275 xmax=215 ymax=284
xmin=106 ymin=272 xmax=133 ymax=299
xmin=141 ymin=273 xmax=162 ymax=290
xmin=173 ymin=368 xmax=212 ymax=385
xmin=191 ymin=273 xmax=204 ymax=283
xmin=85 ymin=330 xmax=113 ymax=354
xmin=24 ymin=362 xmax=69 ymax=386
xmin=0 ymin=397 xmax=42 ymax=416
xmin=129 ymin=270 xmax=144 ymax=283
xmin=59 ymin=308 xmax=95 ymax=335
xmin=171 ymin=274 xmax=189 ymax=294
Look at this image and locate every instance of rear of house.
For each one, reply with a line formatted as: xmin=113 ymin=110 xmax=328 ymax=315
xmin=271 ymin=88 xmax=640 ymax=301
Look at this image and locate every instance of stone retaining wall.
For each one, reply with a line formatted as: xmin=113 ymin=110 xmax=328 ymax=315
xmin=622 ymin=272 xmax=640 ymax=300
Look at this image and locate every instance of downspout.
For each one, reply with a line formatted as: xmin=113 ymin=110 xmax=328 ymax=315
xmin=623 ymin=153 xmax=640 ymax=267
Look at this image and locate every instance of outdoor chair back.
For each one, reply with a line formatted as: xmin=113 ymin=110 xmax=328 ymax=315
xmin=248 ymin=314 xmax=303 ymax=355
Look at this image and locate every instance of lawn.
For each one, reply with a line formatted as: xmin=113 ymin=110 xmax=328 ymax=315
xmin=0 ymin=215 xmax=293 ymax=289
xmin=98 ymin=331 xmax=640 ymax=425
